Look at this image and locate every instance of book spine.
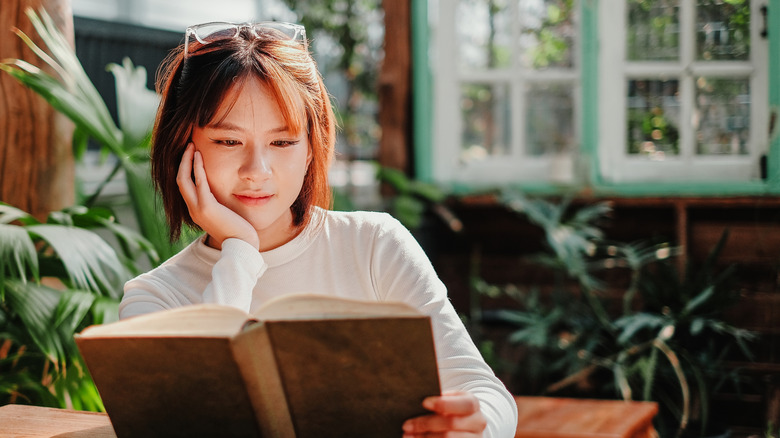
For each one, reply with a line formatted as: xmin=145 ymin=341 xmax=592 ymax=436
xmin=232 ymin=324 xmax=295 ymax=437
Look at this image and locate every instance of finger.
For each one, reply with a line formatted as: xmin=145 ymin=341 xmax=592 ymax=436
xmin=403 ymin=412 xmax=486 ymax=435
xmin=191 ymin=149 xmax=211 ymax=199
xmin=177 ymin=144 xmax=197 ymax=204
xmin=423 ymin=394 xmax=481 ymax=416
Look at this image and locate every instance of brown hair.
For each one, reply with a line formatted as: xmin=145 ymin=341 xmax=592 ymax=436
xmin=152 ymin=27 xmax=335 ymax=241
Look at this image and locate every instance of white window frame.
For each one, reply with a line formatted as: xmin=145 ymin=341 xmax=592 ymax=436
xmin=598 ymin=0 xmax=769 ymax=183
xmin=430 ymin=0 xmax=582 ymax=186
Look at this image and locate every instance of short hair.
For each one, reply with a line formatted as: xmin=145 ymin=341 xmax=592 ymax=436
xmin=151 ymin=27 xmax=335 ymax=242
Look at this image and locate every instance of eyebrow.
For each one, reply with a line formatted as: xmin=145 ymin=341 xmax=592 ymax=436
xmin=207 ymin=121 xmax=293 ymax=134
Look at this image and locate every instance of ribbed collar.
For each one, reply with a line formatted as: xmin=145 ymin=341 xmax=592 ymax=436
xmin=189 ymin=207 xmax=327 ymax=268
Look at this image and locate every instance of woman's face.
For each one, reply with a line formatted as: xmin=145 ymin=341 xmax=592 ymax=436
xmin=190 ymin=77 xmax=311 ymax=246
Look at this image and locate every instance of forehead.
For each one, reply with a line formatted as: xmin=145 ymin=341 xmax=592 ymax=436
xmin=211 ymin=78 xmax=276 ymax=121
xmin=208 ymin=75 xmax=306 ymax=134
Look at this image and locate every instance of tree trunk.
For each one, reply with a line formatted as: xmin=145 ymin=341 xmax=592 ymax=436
xmin=378 ymin=0 xmax=411 ymax=174
xmin=0 ymin=0 xmax=74 ymax=220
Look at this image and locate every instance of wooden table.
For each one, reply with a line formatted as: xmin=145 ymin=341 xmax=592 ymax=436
xmin=0 ymin=404 xmax=115 ymax=438
xmin=1 ymin=398 xmax=658 ymax=438
xmin=515 ymin=396 xmax=659 ymax=438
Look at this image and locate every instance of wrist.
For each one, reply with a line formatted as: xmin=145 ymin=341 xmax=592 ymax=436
xmin=213 ymin=234 xmax=259 ymax=251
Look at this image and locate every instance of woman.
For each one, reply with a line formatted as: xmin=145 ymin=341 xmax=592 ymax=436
xmin=120 ymin=21 xmax=517 ymax=437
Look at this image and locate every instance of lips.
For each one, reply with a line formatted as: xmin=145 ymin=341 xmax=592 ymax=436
xmin=234 ymin=192 xmax=273 ymax=205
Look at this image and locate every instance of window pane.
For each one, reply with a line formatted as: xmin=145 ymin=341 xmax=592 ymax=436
xmin=627 ymin=79 xmax=681 ymax=157
xmin=627 ymin=0 xmax=680 ymax=61
xmin=696 ymin=0 xmax=750 ymax=61
xmin=518 ymin=0 xmax=576 ymax=69
xmin=526 ymin=84 xmax=575 ymax=156
xmin=695 ymin=77 xmax=750 ymax=155
xmin=457 ymin=0 xmax=512 ymax=69
xmin=460 ymin=83 xmax=512 ymax=162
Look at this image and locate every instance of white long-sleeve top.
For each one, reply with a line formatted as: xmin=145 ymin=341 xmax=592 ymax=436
xmin=120 ymin=208 xmax=518 ymax=437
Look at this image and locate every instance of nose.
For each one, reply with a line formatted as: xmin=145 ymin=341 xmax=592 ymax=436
xmin=238 ymin=145 xmax=272 ymax=182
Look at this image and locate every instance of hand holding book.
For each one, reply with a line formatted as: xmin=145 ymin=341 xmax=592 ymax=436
xmin=403 ymin=392 xmax=487 ymax=437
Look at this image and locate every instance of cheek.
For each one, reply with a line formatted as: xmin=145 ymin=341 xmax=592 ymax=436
xmin=198 ymin=154 xmax=233 ymax=194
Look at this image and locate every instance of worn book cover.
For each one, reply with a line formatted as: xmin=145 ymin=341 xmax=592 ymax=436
xmin=75 ymin=294 xmax=441 ymax=438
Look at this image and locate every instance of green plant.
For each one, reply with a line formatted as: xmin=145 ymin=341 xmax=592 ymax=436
xmin=0 ymin=202 xmax=156 ymax=409
xmin=0 ymin=7 xmax=170 ymax=411
xmin=0 ymin=7 xmax=189 ymax=262
xmin=375 ymin=165 xmax=460 ymax=232
xmin=474 ymin=192 xmax=756 ymax=437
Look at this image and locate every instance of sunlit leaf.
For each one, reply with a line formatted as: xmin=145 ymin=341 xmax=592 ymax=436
xmin=4 ymin=280 xmax=64 ymax=364
xmin=0 ymin=203 xmax=39 ymax=225
xmin=27 ymin=225 xmax=128 ymax=298
xmin=90 ymin=297 xmax=120 ymax=326
xmin=0 ymin=224 xmax=40 ymax=295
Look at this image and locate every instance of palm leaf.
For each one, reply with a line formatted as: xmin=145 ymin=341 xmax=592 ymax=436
xmin=3 ymin=280 xmax=65 ymax=364
xmin=24 ymin=8 xmax=117 ymax=133
xmin=0 ymin=353 xmax=58 ymax=406
xmin=89 ymin=296 xmax=120 ymax=326
xmin=124 ymin=161 xmax=187 ymax=261
xmin=0 ymin=203 xmax=39 ymax=225
xmin=3 ymin=279 xmax=99 ymax=366
xmin=47 ymin=205 xmax=160 ymax=269
xmin=53 ymin=290 xmax=97 ymax=336
xmin=0 ymin=59 xmax=122 ymax=154
xmin=1 ymin=9 xmax=192 ymax=265
xmin=0 ymin=224 xmax=39 ymax=298
xmin=27 ymin=225 xmax=127 ymax=298
xmin=50 ymin=360 xmax=104 ymax=411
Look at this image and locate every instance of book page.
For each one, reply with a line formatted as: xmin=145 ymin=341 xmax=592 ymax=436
xmin=252 ymin=294 xmax=421 ymax=321
xmin=78 ymin=304 xmax=252 ymax=338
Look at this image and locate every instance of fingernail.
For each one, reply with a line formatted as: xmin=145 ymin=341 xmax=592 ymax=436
xmin=422 ymin=398 xmax=435 ymax=409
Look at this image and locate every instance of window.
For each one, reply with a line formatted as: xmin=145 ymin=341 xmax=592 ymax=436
xmin=430 ymin=0 xmax=580 ymax=185
xmin=599 ymin=0 xmax=768 ymax=183
xmin=426 ymin=0 xmax=771 ymax=189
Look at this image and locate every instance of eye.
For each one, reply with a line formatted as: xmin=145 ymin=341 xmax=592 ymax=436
xmin=211 ymin=138 xmax=241 ymax=147
xmin=271 ymin=140 xmax=300 ymax=148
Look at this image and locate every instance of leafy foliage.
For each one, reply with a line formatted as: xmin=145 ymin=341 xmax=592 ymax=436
xmin=0 ymin=203 xmax=155 ymax=409
xmin=0 ymin=7 xmax=184 ymax=262
xmin=0 ymin=7 xmax=169 ymax=411
xmin=476 ymin=192 xmax=757 ymax=437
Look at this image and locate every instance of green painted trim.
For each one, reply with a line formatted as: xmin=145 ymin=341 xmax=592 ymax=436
xmin=443 ymin=180 xmax=774 ymax=198
xmin=580 ymin=0 xmax=602 ymax=186
xmin=768 ymin=0 xmax=780 ymax=188
xmin=591 ymin=181 xmax=773 ymax=197
xmin=411 ymin=0 xmax=433 ymax=182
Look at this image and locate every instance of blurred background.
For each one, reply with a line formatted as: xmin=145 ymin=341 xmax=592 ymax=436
xmin=2 ymin=1 xmax=780 ymax=437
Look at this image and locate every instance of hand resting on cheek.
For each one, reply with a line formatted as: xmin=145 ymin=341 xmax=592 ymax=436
xmin=176 ymin=143 xmax=260 ymax=250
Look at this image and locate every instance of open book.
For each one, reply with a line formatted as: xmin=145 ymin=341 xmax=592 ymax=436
xmin=75 ymin=294 xmax=441 ymax=438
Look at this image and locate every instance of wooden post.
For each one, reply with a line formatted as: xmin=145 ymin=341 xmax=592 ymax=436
xmin=0 ymin=0 xmax=75 ymax=220
xmin=378 ymin=0 xmax=411 ymax=174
